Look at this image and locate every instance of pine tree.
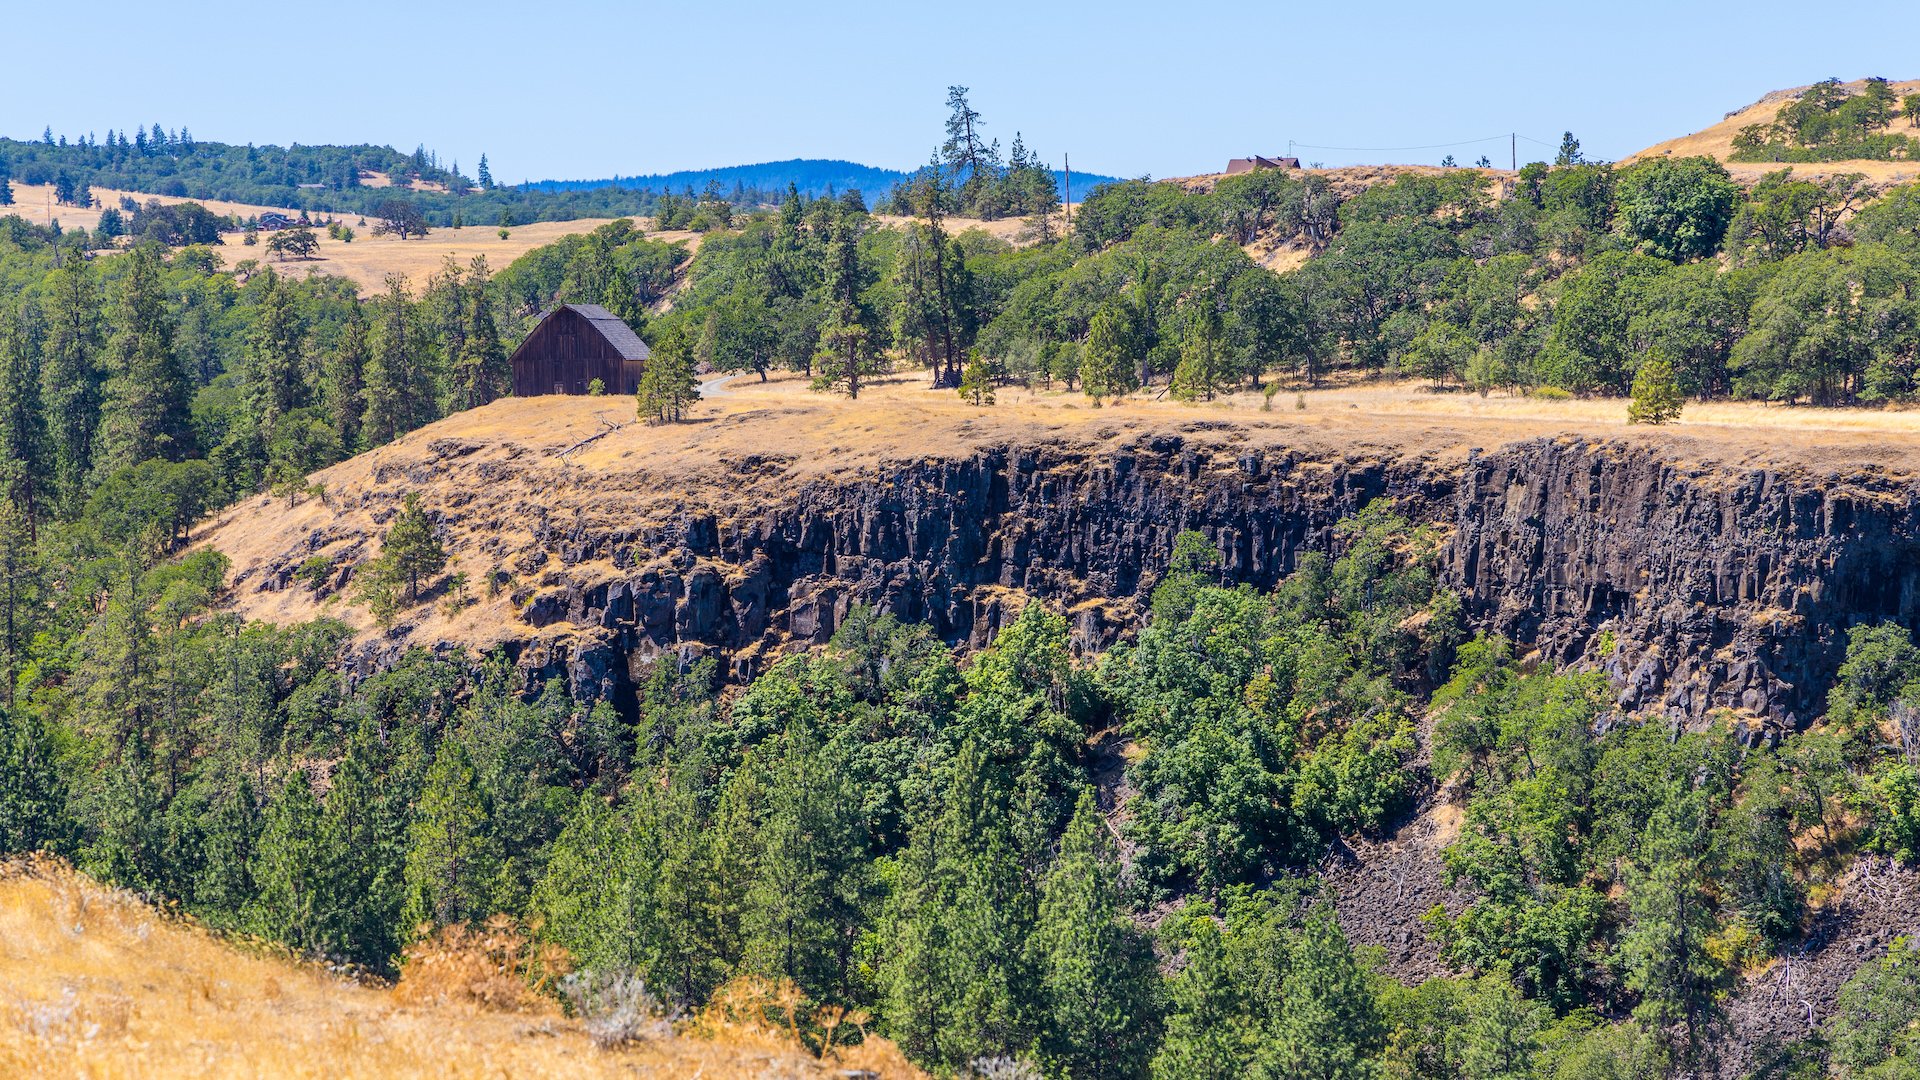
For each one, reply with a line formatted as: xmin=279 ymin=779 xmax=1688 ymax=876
xmin=812 ymin=210 xmax=881 ymax=398
xmin=94 ymin=245 xmax=195 ymax=475
xmin=637 ymin=333 xmax=697 ymax=423
xmin=380 ymin=493 xmax=446 ymax=602
xmin=455 ymin=256 xmax=506 ymax=409
xmin=325 ymin=296 xmax=371 ymax=451
xmin=403 ymin=738 xmax=500 ymax=932
xmin=1171 ymin=305 xmax=1224 ymax=402
xmin=958 ymin=353 xmax=997 ymax=406
xmin=363 ymin=274 xmax=428 ymax=445
xmin=1152 ymin=913 xmax=1254 ymax=1079
xmin=40 ymin=257 xmax=103 ymax=515
xmin=1627 ymin=356 xmax=1684 ymax=425
xmin=1081 ymin=305 xmax=1140 ymax=401
xmin=243 ymin=268 xmax=307 ymax=435
xmin=321 ymin=726 xmax=408 ymax=966
xmin=476 ymin=154 xmax=493 ymax=190
xmin=252 ymin=770 xmax=329 ymax=951
xmin=1031 ymin=790 xmax=1161 ymax=1079
xmin=196 ymin=773 xmax=262 ymax=924
xmin=1620 ymin=786 xmax=1725 ymax=1060
xmin=743 ymin=729 xmax=869 ymax=1002
xmin=0 ymin=700 xmax=67 ymax=855
xmin=0 ymin=502 xmax=39 ymax=708
xmin=0 ymin=306 xmax=47 ymax=520
xmin=1261 ymin=913 xmax=1386 ymax=1080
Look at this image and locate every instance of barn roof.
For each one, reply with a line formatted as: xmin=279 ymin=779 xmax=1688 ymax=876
xmin=558 ymin=303 xmax=651 ymax=362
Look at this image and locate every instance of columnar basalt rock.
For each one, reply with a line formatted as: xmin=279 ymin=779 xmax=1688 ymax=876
xmin=477 ymin=434 xmax=1920 ymax=729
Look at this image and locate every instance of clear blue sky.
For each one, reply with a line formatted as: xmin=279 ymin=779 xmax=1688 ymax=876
xmin=7 ymin=0 xmax=1919 ymax=182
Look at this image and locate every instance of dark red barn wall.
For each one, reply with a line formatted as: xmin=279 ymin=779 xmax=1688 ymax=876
xmin=511 ymin=308 xmax=638 ymax=396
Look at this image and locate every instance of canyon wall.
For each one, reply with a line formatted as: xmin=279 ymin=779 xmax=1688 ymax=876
xmin=492 ymin=434 xmax=1920 ymax=729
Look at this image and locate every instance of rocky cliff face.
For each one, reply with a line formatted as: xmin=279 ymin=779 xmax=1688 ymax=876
xmin=493 ymin=433 xmax=1920 ymax=730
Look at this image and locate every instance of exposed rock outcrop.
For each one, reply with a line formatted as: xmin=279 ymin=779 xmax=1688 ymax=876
xmin=395 ymin=434 xmax=1920 ymax=731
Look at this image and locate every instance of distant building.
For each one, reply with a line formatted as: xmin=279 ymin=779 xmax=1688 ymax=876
xmin=256 ymin=212 xmax=299 ymax=231
xmin=1224 ymin=155 xmax=1302 ymax=175
xmin=510 ymin=304 xmax=651 ymax=397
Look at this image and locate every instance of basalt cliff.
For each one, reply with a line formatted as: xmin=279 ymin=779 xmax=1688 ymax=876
xmin=198 ymin=394 xmax=1920 ymax=733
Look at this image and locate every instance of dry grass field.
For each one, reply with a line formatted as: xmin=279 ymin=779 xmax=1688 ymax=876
xmin=192 ymin=372 xmax=1920 ymax=656
xmin=0 ymin=856 xmax=923 ymax=1079
xmin=1627 ymin=77 xmax=1920 ymax=183
xmin=6 ymin=181 xmax=701 ymax=292
xmin=8 ymin=181 xmax=1057 ymax=293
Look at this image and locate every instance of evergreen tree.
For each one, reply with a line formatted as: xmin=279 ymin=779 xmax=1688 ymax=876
xmin=196 ymin=772 xmax=263 ymax=923
xmin=252 ymin=770 xmax=329 ymax=951
xmin=0 ymin=701 xmax=67 ymax=855
xmin=1627 ymin=356 xmax=1684 ymax=425
xmin=325 ymin=296 xmax=371 ymax=451
xmin=1619 ymin=786 xmax=1725 ymax=1060
xmin=0 ymin=306 xmax=47 ymax=519
xmin=40 ymin=256 xmax=103 ymax=515
xmin=243 ymin=268 xmax=307 ymax=435
xmin=637 ymin=330 xmax=698 ymax=423
xmin=0 ymin=502 xmax=39 ymax=707
xmin=1080 ymin=304 xmax=1140 ymax=401
xmin=321 ymin=726 xmax=409 ymax=966
xmin=362 ymin=274 xmax=431 ymax=446
xmin=1170 ymin=305 xmax=1225 ymax=402
xmin=476 ymin=153 xmax=493 ymax=190
xmin=743 ymin=729 xmax=869 ymax=1002
xmin=1260 ymin=913 xmax=1386 ymax=1080
xmin=94 ymin=245 xmax=195 ymax=475
xmin=403 ymin=738 xmax=501 ymax=932
xmin=380 ymin=492 xmax=446 ymax=602
xmin=1152 ymin=913 xmax=1254 ymax=1079
xmin=455 ymin=256 xmax=507 ymax=410
xmin=1031 ymin=790 xmax=1161 ymax=1079
xmin=812 ymin=208 xmax=882 ymax=398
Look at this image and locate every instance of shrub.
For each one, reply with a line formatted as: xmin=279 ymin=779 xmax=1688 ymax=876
xmin=559 ymin=969 xmax=673 ymax=1049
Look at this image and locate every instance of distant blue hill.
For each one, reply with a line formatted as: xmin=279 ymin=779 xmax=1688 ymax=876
xmin=523 ymin=158 xmax=1125 ymax=202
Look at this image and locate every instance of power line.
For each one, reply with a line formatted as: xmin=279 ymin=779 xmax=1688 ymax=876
xmin=1287 ymin=134 xmax=1516 ymax=153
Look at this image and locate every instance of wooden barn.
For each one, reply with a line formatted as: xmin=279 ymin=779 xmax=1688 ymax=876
xmin=509 ymin=304 xmax=651 ymax=397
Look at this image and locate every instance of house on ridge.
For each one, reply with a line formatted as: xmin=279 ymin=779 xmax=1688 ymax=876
xmin=509 ymin=303 xmax=651 ymax=397
xmin=1224 ymin=155 xmax=1302 ymax=175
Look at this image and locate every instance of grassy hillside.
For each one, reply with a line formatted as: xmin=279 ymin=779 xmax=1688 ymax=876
xmin=1630 ymin=77 xmax=1920 ymax=182
xmin=0 ymin=855 xmax=923 ymax=1078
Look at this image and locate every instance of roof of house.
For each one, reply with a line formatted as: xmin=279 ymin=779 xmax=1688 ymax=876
xmin=558 ymin=303 xmax=651 ymax=362
xmin=1225 ymin=155 xmax=1303 ymax=174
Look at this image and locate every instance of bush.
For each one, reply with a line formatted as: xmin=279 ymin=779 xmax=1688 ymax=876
xmin=559 ymin=969 xmax=673 ymax=1048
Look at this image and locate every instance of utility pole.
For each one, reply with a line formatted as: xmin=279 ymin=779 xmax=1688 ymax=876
xmin=1063 ymin=152 xmax=1071 ymax=234
xmin=1510 ymin=133 xmax=1516 ymax=173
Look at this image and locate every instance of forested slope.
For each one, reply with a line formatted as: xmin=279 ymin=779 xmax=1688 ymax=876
xmin=9 ymin=77 xmax=1920 ymax=1079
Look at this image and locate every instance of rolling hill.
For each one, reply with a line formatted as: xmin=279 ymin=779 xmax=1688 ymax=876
xmin=1628 ymin=76 xmax=1920 ymax=181
xmin=528 ymin=157 xmax=1123 ymax=201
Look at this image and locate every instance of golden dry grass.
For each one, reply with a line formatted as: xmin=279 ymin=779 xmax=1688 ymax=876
xmin=192 ymin=372 xmax=1920 ymax=659
xmin=1626 ymin=77 xmax=1920 ymax=183
xmin=0 ymin=856 xmax=923 ymax=1079
xmin=257 ymin=219 xmax=702 ymax=294
xmin=4 ymin=181 xmax=700 ymax=293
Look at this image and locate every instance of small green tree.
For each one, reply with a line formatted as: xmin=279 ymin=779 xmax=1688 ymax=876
xmin=1080 ymin=304 xmax=1140 ymax=401
xmin=1627 ymin=357 xmax=1684 ymax=425
xmin=382 ymin=493 xmax=446 ymax=602
xmin=638 ymin=341 xmax=698 ymax=423
xmin=958 ymin=353 xmax=997 ymax=406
